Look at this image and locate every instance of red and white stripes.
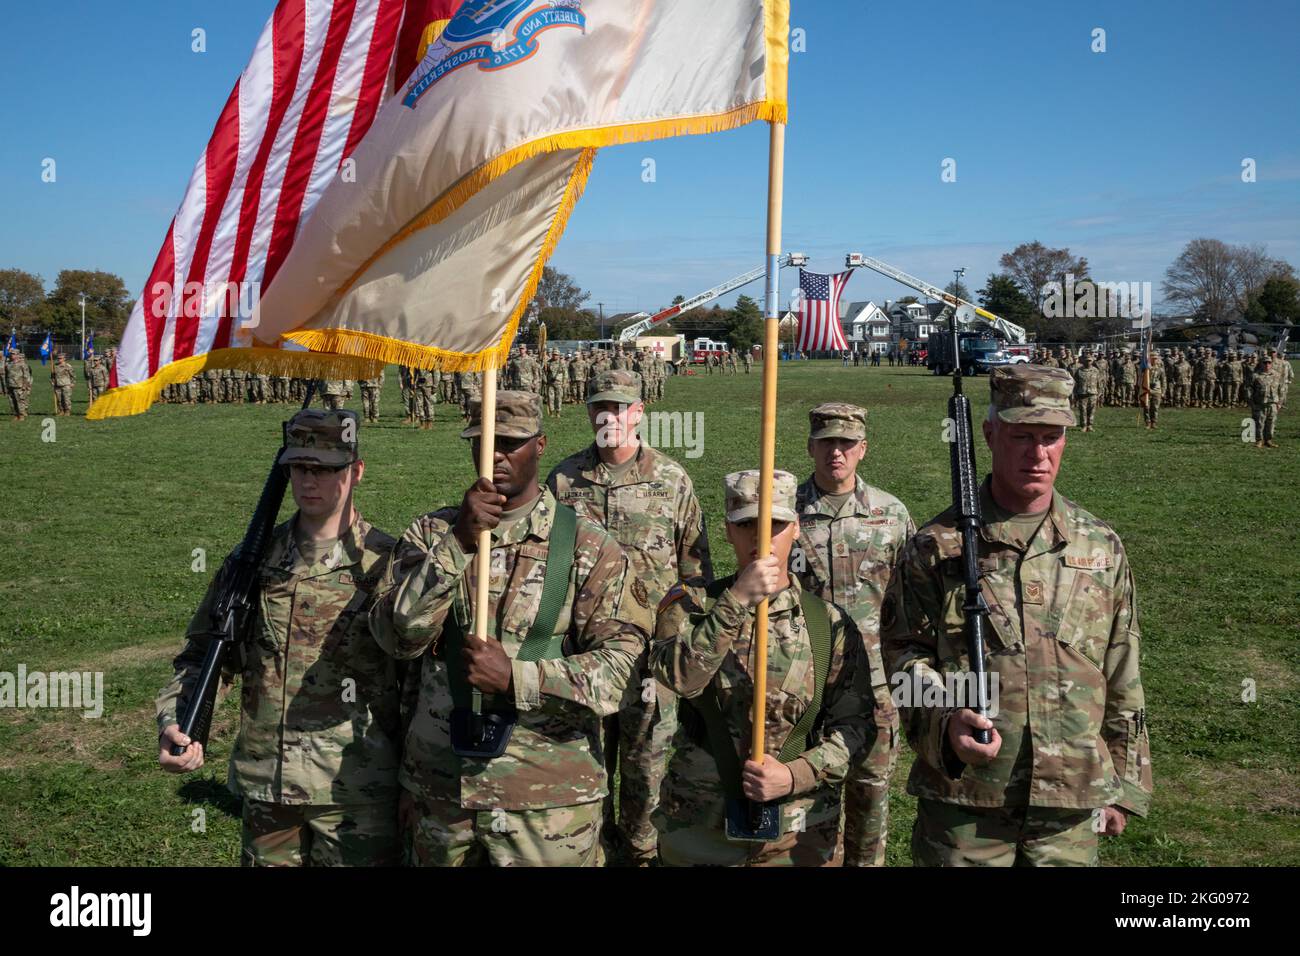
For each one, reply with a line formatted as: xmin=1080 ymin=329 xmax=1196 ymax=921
xmin=796 ymin=268 xmax=852 ymax=353
xmin=111 ymin=0 xmax=409 ymax=391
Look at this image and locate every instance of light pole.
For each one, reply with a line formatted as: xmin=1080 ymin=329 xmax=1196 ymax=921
xmin=79 ymin=292 xmax=86 ymax=361
xmin=952 ymin=267 xmax=965 ymax=302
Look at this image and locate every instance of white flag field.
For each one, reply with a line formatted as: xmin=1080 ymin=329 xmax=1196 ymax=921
xmin=93 ymin=0 xmax=790 ymax=418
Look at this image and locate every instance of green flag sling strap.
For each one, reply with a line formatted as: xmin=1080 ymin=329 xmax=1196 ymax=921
xmin=444 ymin=503 xmax=578 ymax=711
xmin=686 ymin=575 xmax=833 ymax=801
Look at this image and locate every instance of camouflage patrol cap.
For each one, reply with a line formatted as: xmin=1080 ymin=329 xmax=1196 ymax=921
xmin=724 ymin=469 xmax=798 ymax=523
xmin=460 ymin=389 xmax=542 ymax=439
xmin=279 ymin=409 xmax=359 ymax=466
xmin=587 ymin=369 xmax=642 ymax=404
xmin=989 ymin=364 xmax=1077 ymax=427
xmin=809 ymin=402 xmax=867 ymax=440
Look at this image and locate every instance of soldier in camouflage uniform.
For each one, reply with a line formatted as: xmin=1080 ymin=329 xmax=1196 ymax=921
xmin=882 ymin=364 xmax=1153 ymax=866
xmin=743 ymin=349 xmax=753 ymax=374
xmin=791 ymin=403 xmax=913 ymax=867
xmin=1074 ymin=352 xmax=1103 ymax=432
xmin=5 ymin=346 xmax=33 ymax=420
xmin=1251 ymin=355 xmax=1280 ymax=448
xmin=1273 ymin=348 xmax=1293 ymax=407
xmin=412 ymin=368 xmax=436 ymax=430
xmin=51 ymin=353 xmax=75 ymax=415
xmin=399 ymin=366 xmax=413 ymax=423
xmin=200 ymin=367 xmax=220 ymax=403
xmin=370 ymin=391 xmax=652 ymax=866
xmin=1143 ymin=354 xmax=1165 ymax=429
xmin=652 ymin=470 xmax=871 ymax=866
xmin=157 ymin=409 xmax=401 ymax=866
xmin=360 ymin=369 xmax=385 ymax=424
xmin=84 ymin=352 xmax=101 ymax=404
xmin=319 ymin=378 xmax=348 ymax=411
xmin=543 ymin=350 xmax=567 ymax=415
xmin=547 ymin=369 xmax=714 ymax=865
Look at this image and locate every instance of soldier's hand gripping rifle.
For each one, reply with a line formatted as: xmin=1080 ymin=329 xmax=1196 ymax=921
xmin=170 ymin=381 xmax=317 ymax=757
xmin=944 ymin=310 xmax=992 ymax=745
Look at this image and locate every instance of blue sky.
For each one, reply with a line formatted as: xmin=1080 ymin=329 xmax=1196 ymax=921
xmin=1 ymin=0 xmax=1297 ymax=316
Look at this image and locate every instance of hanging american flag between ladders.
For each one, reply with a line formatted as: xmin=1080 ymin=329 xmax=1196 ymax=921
xmin=796 ymin=269 xmax=851 ymax=353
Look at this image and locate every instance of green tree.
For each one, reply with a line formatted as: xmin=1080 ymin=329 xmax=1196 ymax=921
xmin=530 ymin=266 xmax=590 ymax=312
xmin=944 ymin=279 xmax=972 ymax=302
xmin=0 ymin=268 xmax=46 ymax=328
xmin=40 ymin=269 xmax=131 ymax=343
xmin=1243 ymin=275 xmax=1299 ymax=325
xmin=725 ymin=294 xmax=762 ymax=353
xmin=999 ymin=240 xmax=1090 ymax=310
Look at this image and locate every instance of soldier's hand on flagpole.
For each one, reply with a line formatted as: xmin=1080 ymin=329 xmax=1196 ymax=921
xmin=463 ymin=637 xmax=513 ymax=695
xmin=742 ymin=755 xmax=794 ymax=802
xmin=454 ymin=477 xmax=506 ymax=552
xmin=730 ymin=554 xmax=783 ymax=607
xmin=947 ymin=708 xmax=1001 ymax=766
xmin=158 ymin=725 xmax=205 ymax=773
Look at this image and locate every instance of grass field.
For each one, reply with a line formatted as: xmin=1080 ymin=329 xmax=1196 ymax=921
xmin=1 ymin=360 xmax=1297 ymax=866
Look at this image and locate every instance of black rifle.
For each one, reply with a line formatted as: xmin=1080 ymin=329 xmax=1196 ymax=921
xmin=944 ymin=310 xmax=992 ymax=744
xmin=170 ymin=381 xmax=316 ymax=756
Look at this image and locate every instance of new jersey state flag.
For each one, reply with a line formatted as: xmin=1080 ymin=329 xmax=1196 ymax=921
xmin=253 ymin=0 xmax=790 ymax=371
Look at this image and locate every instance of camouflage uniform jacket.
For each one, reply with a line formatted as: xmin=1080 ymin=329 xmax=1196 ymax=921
xmin=881 ymin=478 xmax=1152 ymax=815
xmin=155 ymin=515 xmax=401 ymax=805
xmin=4 ymin=356 xmax=32 ymax=389
xmin=793 ymin=475 xmax=914 ymax=710
xmin=52 ymin=361 xmax=75 ymax=388
xmin=1075 ymin=365 xmax=1104 ymax=396
xmin=547 ymin=441 xmax=713 ymax=606
xmin=651 ymin=578 xmax=871 ymax=833
xmin=1147 ymin=363 xmax=1166 ymax=393
xmin=1252 ymin=370 xmax=1279 ymax=406
xmin=369 ymin=487 xmax=652 ymax=811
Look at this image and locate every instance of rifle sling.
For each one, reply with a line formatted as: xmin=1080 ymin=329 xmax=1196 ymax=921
xmin=685 ymin=576 xmax=833 ymax=799
xmin=445 ymin=503 xmax=578 ymax=711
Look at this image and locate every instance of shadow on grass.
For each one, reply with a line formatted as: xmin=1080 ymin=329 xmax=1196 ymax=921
xmin=177 ymin=777 xmax=242 ymax=821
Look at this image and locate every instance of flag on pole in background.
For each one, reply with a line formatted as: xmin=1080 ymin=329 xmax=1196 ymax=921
xmin=250 ymin=0 xmax=790 ymax=372
xmin=39 ymin=333 xmax=52 ymax=365
xmin=84 ymin=330 xmax=94 ymax=360
xmin=4 ymin=329 xmax=15 ymax=355
xmin=91 ymin=0 xmax=462 ymax=420
xmin=796 ymin=269 xmax=851 ymax=353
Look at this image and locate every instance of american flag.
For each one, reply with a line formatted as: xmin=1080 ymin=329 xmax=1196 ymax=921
xmin=106 ymin=0 xmax=457 ymax=403
xmin=796 ymin=269 xmax=851 ymax=352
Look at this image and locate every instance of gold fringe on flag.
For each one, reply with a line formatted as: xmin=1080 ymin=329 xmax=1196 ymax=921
xmin=86 ymin=347 xmax=384 ymax=420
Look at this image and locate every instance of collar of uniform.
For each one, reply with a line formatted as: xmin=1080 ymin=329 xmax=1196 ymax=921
xmin=976 ymin=477 xmax=1069 ymax=555
xmin=798 ymin=474 xmax=871 ymax=519
xmin=580 ymin=440 xmax=654 ymax=488
xmin=264 ymin=513 xmax=368 ymax=576
xmin=492 ymin=485 xmax=554 ymax=548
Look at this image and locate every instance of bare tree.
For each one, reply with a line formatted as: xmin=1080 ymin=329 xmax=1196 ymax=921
xmin=1160 ymin=238 xmax=1290 ymax=322
xmin=999 ymin=241 xmax=1090 ymax=309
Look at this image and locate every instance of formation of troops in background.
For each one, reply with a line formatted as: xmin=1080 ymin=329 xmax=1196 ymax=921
xmin=7 ymin=342 xmax=1287 ymax=450
xmin=1033 ymin=345 xmax=1290 ymax=444
xmin=155 ymin=359 xmax=1153 ymax=868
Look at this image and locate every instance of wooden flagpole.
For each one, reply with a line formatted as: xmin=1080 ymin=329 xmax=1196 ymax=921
xmin=752 ymin=120 xmax=785 ymax=763
xmin=473 ymin=366 xmax=498 ymax=641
